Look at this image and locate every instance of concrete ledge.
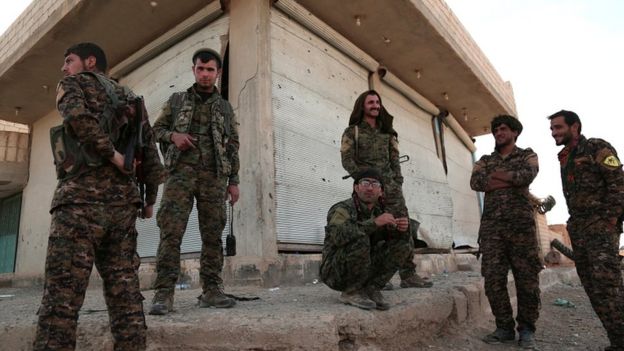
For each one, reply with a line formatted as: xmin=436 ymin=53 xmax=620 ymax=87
xmin=0 ymin=267 xmax=579 ymax=350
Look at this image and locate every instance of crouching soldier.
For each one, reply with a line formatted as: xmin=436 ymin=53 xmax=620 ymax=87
xmin=320 ymin=168 xmax=412 ymax=310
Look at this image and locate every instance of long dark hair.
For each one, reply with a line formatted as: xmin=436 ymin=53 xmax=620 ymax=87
xmin=348 ymin=90 xmax=397 ymax=136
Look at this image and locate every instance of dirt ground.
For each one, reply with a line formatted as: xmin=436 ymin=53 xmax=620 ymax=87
xmin=0 ymin=270 xmax=619 ymax=350
xmin=416 ymin=280 xmax=611 ymax=351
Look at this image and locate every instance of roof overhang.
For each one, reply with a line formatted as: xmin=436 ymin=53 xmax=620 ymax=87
xmin=0 ymin=0 xmax=514 ymax=137
xmin=293 ymin=0 xmax=516 ymax=137
xmin=0 ymin=0 xmax=212 ymax=125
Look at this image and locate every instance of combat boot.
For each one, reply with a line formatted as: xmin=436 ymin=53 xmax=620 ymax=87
xmin=199 ymin=286 xmax=236 ymax=308
xmin=483 ymin=328 xmax=515 ymax=344
xmin=518 ymin=329 xmax=537 ymax=349
xmin=383 ymin=282 xmax=394 ymax=290
xmin=400 ymin=274 xmax=433 ymax=288
xmin=366 ymin=286 xmax=390 ymax=310
xmin=339 ymin=290 xmax=376 ymax=310
xmin=149 ymin=289 xmax=174 ymax=315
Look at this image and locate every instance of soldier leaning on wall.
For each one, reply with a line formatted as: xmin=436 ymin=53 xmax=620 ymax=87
xmin=340 ymin=90 xmax=432 ymax=289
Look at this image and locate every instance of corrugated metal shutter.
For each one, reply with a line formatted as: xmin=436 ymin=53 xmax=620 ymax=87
xmin=379 ymin=82 xmax=454 ymax=249
xmin=0 ymin=193 xmax=21 ymax=273
xmin=270 ymin=9 xmax=369 ymax=244
xmin=123 ymin=16 xmax=231 ymax=258
xmin=443 ymin=126 xmax=480 ymax=247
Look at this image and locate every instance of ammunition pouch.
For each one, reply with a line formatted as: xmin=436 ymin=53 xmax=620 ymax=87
xmin=50 ymin=124 xmax=104 ymax=180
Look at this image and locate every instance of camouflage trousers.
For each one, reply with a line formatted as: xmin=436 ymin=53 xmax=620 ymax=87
xmin=154 ymin=165 xmax=227 ymax=294
xmin=568 ymin=218 xmax=624 ymax=347
xmin=479 ymin=216 xmax=542 ymax=332
xmin=383 ymin=178 xmax=416 ymax=280
xmin=320 ymin=232 xmax=412 ymax=292
xmin=33 ymin=204 xmax=146 ymax=351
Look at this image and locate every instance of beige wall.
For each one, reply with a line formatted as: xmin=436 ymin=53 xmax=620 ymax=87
xmin=15 ymin=110 xmax=60 ymax=274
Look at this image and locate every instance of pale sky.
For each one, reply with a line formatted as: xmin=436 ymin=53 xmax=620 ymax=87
xmin=445 ymin=0 xmax=624 ymax=230
xmin=0 ymin=0 xmax=31 ymax=36
xmin=2 ymin=1 xmax=623 ymax=237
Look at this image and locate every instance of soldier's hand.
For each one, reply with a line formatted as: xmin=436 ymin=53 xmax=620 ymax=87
xmin=142 ymin=205 xmax=154 ymax=219
xmin=485 ymin=177 xmax=511 ymax=191
xmin=109 ymin=151 xmax=134 ymax=175
xmin=171 ymin=132 xmax=196 ymax=151
xmin=395 ymin=217 xmax=409 ymax=232
xmin=490 ymin=171 xmax=512 ymax=182
xmin=226 ymin=184 xmax=240 ymax=205
xmin=374 ymin=213 xmax=396 ymax=228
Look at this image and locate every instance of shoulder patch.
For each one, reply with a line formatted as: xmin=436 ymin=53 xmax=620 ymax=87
xmin=603 ymin=155 xmax=621 ymax=168
xmin=596 ymin=147 xmax=621 ymax=169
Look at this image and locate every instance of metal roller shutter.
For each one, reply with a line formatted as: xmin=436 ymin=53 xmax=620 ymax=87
xmin=270 ymin=9 xmax=369 ymax=245
xmin=379 ymin=82 xmax=454 ymax=249
xmin=443 ymin=126 xmax=481 ymax=247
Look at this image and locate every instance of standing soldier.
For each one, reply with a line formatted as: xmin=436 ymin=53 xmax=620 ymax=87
xmin=548 ymin=110 xmax=624 ymax=351
xmin=470 ymin=115 xmax=541 ymax=349
xmin=34 ymin=42 xmax=164 ymax=351
xmin=150 ymin=48 xmax=240 ymax=315
xmin=340 ymin=90 xmax=432 ymax=289
xmin=320 ymin=168 xmax=412 ymax=310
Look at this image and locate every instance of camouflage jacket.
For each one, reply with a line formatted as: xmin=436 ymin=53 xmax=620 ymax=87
xmin=322 ymin=196 xmax=393 ymax=257
xmin=51 ymin=73 xmax=164 ymax=210
xmin=340 ymin=120 xmax=403 ymax=185
xmin=559 ymin=135 xmax=624 ymax=221
xmin=153 ymin=85 xmax=240 ymax=184
xmin=470 ymin=146 xmax=538 ymax=222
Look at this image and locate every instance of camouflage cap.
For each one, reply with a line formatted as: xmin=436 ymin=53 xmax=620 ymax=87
xmin=491 ymin=114 xmax=523 ymax=135
xmin=352 ymin=168 xmax=384 ymax=187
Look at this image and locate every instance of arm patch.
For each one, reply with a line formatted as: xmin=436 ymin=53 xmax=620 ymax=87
xmin=596 ymin=147 xmax=621 ymax=169
xmin=603 ymin=155 xmax=621 ymax=168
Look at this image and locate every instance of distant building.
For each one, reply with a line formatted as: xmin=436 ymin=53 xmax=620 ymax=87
xmin=0 ymin=0 xmax=517 ymax=284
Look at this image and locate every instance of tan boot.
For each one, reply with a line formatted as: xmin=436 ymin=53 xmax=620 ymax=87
xmin=339 ymin=290 xmax=376 ymax=310
xmin=149 ymin=289 xmax=174 ymax=315
xmin=199 ymin=286 xmax=236 ymax=308
xmin=400 ymin=274 xmax=433 ymax=288
xmin=366 ymin=287 xmax=390 ymax=310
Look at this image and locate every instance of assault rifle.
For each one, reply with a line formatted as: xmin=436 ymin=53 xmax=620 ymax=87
xmin=123 ymin=96 xmax=148 ymax=218
xmin=341 ymin=155 xmax=410 ymax=180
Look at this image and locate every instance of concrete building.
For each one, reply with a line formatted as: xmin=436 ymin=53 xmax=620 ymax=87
xmin=0 ymin=0 xmax=517 ymax=285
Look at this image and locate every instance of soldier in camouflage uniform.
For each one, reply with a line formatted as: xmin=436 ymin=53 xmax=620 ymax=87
xmin=340 ymin=90 xmax=432 ymax=289
xmin=549 ymin=110 xmax=624 ymax=351
xmin=34 ymin=43 xmax=164 ymax=351
xmin=320 ymin=168 xmax=412 ymax=310
xmin=470 ymin=115 xmax=542 ymax=349
xmin=150 ymin=48 xmax=240 ymax=315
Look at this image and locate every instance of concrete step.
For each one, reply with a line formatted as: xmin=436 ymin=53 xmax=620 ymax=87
xmin=0 ymin=267 xmax=579 ymax=350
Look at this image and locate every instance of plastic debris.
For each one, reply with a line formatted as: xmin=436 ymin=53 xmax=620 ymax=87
xmin=269 ymin=287 xmax=280 ymax=292
xmin=553 ymin=298 xmax=575 ymax=308
xmin=175 ymin=283 xmax=190 ymax=290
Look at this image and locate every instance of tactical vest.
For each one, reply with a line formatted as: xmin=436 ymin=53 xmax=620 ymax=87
xmin=159 ymin=91 xmax=233 ymax=171
xmin=50 ymin=72 xmax=136 ymax=180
